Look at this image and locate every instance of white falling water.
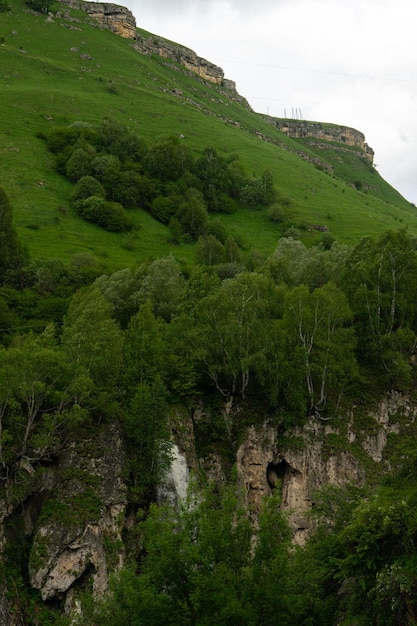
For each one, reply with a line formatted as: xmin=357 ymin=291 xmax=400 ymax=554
xmin=157 ymin=444 xmax=189 ymax=507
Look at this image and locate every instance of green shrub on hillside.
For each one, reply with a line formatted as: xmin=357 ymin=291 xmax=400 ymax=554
xmin=71 ymin=176 xmax=106 ymax=203
xmin=25 ymin=0 xmax=53 ymax=12
xmin=74 ymin=196 xmax=133 ymax=232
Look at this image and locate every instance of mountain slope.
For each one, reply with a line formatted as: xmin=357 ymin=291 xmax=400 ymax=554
xmin=1 ymin=0 xmax=416 ymax=272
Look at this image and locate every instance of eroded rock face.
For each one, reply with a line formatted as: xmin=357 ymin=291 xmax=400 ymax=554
xmin=236 ymin=420 xmax=365 ymax=544
xmin=235 ymin=390 xmax=417 ymax=544
xmin=60 ymin=0 xmax=137 ymax=38
xmin=133 ymin=34 xmax=225 ymax=85
xmin=266 ymin=119 xmax=375 ymax=162
xmin=29 ymin=422 xmax=127 ymax=607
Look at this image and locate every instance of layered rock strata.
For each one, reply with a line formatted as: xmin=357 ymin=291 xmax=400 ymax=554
xmin=265 ymin=118 xmax=374 ymax=162
xmin=61 ymin=0 xmax=137 ymax=38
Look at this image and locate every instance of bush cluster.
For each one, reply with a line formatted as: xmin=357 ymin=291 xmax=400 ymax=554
xmin=45 ymin=119 xmax=276 ymax=238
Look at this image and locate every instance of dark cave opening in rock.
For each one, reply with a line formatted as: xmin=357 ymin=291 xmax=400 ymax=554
xmin=267 ymin=460 xmax=292 ymax=490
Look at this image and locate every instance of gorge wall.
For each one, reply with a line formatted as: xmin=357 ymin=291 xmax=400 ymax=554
xmin=2 ymin=389 xmax=415 ymax=622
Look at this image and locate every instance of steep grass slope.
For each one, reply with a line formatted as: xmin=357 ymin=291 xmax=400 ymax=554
xmin=1 ymin=0 xmax=416 ymax=272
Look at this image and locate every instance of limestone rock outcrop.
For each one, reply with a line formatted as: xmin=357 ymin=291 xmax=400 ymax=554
xmin=233 ymin=390 xmax=416 ymax=544
xmin=60 ymin=0 xmax=137 ymax=38
xmin=265 ymin=118 xmax=375 ymax=162
xmin=28 ymin=423 xmax=127 ymax=609
xmin=132 ymin=33 xmax=245 ymax=99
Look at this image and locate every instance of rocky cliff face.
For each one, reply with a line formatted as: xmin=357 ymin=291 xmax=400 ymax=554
xmin=58 ymin=0 xmax=239 ymax=93
xmin=60 ymin=0 xmax=137 ymax=38
xmin=234 ymin=390 xmax=416 ymax=544
xmin=265 ymin=118 xmax=375 ymax=162
xmin=1 ymin=391 xmax=415 ymax=621
xmin=133 ymin=33 xmax=236 ymax=90
xmin=0 ymin=422 xmax=127 ymax=622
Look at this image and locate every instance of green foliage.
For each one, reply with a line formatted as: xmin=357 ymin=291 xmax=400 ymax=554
xmin=65 ymin=147 xmax=95 ymax=182
xmin=342 ymin=229 xmax=417 ymax=385
xmin=0 ymin=187 xmax=25 ymax=276
xmin=123 ymin=299 xmax=167 ymax=392
xmin=91 ymin=486 xmax=292 ymax=626
xmin=150 ymin=195 xmax=177 ymax=224
xmin=195 ymin=234 xmax=225 ymax=265
xmin=138 ymin=255 xmax=185 ymax=321
xmin=177 ymin=190 xmax=209 ymax=240
xmin=145 ymin=135 xmax=191 ymax=182
xmin=71 ymin=175 xmax=106 ymax=203
xmin=94 ymin=266 xmax=142 ymax=327
xmin=195 ymin=272 xmax=275 ymax=400
xmin=61 ymin=286 xmax=123 ymax=391
xmin=280 ymin=282 xmax=358 ymax=415
xmin=96 ymin=118 xmax=148 ymax=164
xmin=25 ymin=0 xmax=54 ymax=12
xmin=74 ymin=196 xmax=134 ymax=232
xmin=0 ymin=326 xmax=90 ymax=509
xmin=124 ymin=377 xmax=171 ymax=503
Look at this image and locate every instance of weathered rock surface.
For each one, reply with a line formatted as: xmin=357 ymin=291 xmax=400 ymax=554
xmin=265 ymin=118 xmax=375 ymax=162
xmin=236 ymin=420 xmax=364 ymax=544
xmin=60 ymin=0 xmax=137 ymax=38
xmin=233 ymin=390 xmax=416 ymax=544
xmin=28 ymin=422 xmax=127 ymax=608
xmin=133 ymin=33 xmax=225 ymax=85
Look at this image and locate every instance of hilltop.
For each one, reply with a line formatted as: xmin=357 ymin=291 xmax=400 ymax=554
xmin=1 ymin=0 xmax=416 ymax=273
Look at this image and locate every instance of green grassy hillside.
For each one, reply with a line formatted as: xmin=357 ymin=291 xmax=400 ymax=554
xmin=1 ymin=0 xmax=416 ymax=272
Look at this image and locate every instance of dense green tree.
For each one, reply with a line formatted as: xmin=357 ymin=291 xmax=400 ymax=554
xmin=96 ymin=118 xmax=148 ymax=164
xmin=74 ymin=196 xmax=134 ymax=232
xmin=138 ymin=255 xmax=185 ymax=321
xmin=0 ymin=326 xmax=90 ymax=509
xmin=25 ymin=0 xmax=53 ymax=12
xmin=195 ymin=272 xmax=274 ymax=400
xmin=65 ymin=146 xmax=94 ymax=182
xmin=224 ymin=235 xmax=241 ymax=263
xmin=46 ymin=124 xmax=99 ymax=155
xmin=94 ymin=267 xmax=143 ymax=327
xmin=145 ymin=136 xmax=192 ymax=182
xmin=177 ymin=190 xmax=208 ymax=240
xmin=71 ymin=175 xmax=106 ymax=203
xmin=281 ymin=282 xmax=358 ymax=415
xmin=267 ymin=237 xmax=309 ymax=286
xmin=343 ymin=229 xmax=417 ymax=383
xmin=61 ymin=287 xmax=123 ymax=392
xmin=193 ymin=147 xmax=230 ymax=212
xmin=195 ymin=234 xmax=225 ymax=265
xmin=123 ymin=300 xmax=167 ymax=393
xmin=150 ymin=195 xmax=177 ymax=224
xmin=112 ymin=170 xmax=157 ymax=209
xmin=124 ymin=377 xmax=171 ymax=503
xmin=89 ymin=486 xmax=292 ymax=626
xmin=90 ymin=154 xmax=121 ymax=192
xmin=0 ymin=187 xmax=25 ymax=278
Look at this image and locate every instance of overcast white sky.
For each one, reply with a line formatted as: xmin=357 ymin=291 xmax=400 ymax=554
xmin=126 ymin=0 xmax=417 ymax=205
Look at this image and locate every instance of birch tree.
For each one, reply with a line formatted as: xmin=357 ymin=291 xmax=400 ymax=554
xmin=195 ymin=273 xmax=272 ymax=400
xmin=282 ymin=282 xmax=357 ymax=416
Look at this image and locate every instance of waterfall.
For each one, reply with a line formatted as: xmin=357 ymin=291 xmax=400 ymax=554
xmin=157 ymin=444 xmax=189 ymax=507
